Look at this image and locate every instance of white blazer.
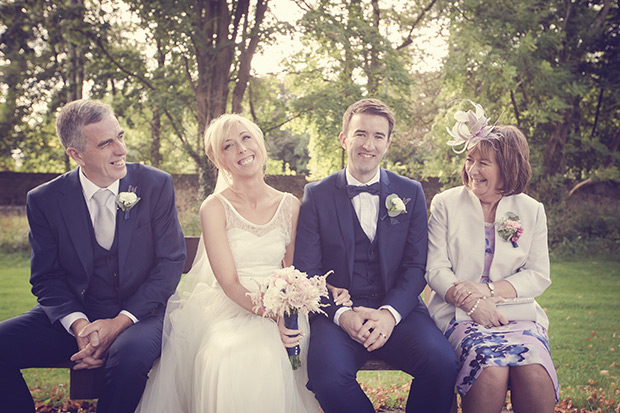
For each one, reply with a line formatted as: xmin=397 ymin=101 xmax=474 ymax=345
xmin=425 ymin=186 xmax=551 ymax=333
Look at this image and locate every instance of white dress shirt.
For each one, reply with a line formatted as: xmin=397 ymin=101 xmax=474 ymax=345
xmin=346 ymin=168 xmax=380 ymax=242
xmin=59 ymin=169 xmax=137 ymax=335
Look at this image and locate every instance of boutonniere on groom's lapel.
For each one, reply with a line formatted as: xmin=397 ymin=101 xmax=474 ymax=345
xmin=116 ymin=185 xmax=141 ymax=220
xmin=496 ymin=211 xmax=523 ymax=248
xmin=386 ymin=194 xmax=409 ymax=217
xmin=382 ymin=193 xmax=410 ymax=223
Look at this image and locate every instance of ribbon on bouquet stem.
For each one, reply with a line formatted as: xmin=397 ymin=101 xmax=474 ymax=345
xmin=284 ymin=310 xmax=301 ymax=370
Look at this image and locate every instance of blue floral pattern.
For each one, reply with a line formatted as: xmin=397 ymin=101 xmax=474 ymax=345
xmin=446 ymin=319 xmax=559 ymax=400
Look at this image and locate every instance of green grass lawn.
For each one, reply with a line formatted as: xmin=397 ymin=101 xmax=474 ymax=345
xmin=1 ymin=253 xmax=618 ymax=411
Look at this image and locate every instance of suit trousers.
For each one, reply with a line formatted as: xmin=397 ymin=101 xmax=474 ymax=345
xmin=0 ymin=306 xmax=163 ymax=413
xmin=307 ymin=304 xmax=458 ymax=413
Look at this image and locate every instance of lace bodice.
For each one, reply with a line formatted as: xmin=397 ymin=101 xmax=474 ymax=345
xmin=215 ymin=193 xmax=293 ymax=280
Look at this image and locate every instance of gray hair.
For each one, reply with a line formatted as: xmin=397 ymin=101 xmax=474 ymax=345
xmin=56 ymin=100 xmax=114 ymax=150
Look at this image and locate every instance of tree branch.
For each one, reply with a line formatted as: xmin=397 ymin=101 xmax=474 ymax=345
xmin=397 ymin=0 xmax=439 ymax=50
xmin=90 ymin=34 xmax=156 ymax=90
xmin=510 ymin=89 xmax=521 ymax=128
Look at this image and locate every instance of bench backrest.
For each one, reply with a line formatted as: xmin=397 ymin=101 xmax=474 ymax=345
xmin=183 ymin=236 xmax=200 ymax=273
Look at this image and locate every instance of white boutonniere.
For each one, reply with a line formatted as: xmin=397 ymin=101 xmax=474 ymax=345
xmin=385 ymin=194 xmax=410 ymax=218
xmin=115 ymin=186 xmax=140 ymax=220
xmin=496 ymin=211 xmax=524 ymax=248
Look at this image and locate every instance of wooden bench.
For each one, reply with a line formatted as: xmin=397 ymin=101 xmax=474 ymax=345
xmin=39 ymin=236 xmax=393 ymax=400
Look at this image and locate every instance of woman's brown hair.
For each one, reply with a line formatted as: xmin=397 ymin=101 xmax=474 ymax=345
xmin=461 ymin=125 xmax=532 ymax=196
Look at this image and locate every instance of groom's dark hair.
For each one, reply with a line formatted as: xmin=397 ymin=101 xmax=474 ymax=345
xmin=342 ymin=98 xmax=395 ymax=139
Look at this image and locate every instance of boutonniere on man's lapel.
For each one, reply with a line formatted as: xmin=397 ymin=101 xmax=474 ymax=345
xmin=116 ymin=185 xmax=141 ymax=220
xmin=496 ymin=211 xmax=523 ymax=248
xmin=382 ymin=194 xmax=410 ymax=224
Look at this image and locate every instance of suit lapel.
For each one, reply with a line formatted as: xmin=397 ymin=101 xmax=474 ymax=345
xmin=334 ymin=169 xmax=355 ymax=280
xmin=118 ymin=165 xmax=139 ymax=273
xmin=376 ymin=169 xmax=392 ymax=283
xmin=59 ymin=169 xmax=94 ymax=277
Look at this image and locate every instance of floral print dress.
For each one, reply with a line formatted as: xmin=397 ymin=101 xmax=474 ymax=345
xmin=445 ymin=223 xmax=560 ymax=400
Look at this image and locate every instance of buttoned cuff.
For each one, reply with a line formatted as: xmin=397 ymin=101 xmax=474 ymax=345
xmin=60 ymin=312 xmax=89 ymax=336
xmin=334 ymin=307 xmax=352 ymax=326
xmin=120 ymin=310 xmax=138 ymax=324
xmin=379 ymin=305 xmax=402 ymax=325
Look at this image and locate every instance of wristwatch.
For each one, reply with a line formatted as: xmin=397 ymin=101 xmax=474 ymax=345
xmin=487 ymin=282 xmax=496 ymax=296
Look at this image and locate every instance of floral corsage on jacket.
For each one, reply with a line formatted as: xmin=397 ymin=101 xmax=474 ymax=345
xmin=383 ymin=193 xmax=410 ymax=224
xmin=115 ymin=186 xmax=141 ymax=220
xmin=496 ymin=211 xmax=524 ymax=248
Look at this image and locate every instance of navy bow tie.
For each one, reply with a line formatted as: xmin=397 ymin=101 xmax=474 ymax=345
xmin=346 ymin=182 xmax=380 ymax=198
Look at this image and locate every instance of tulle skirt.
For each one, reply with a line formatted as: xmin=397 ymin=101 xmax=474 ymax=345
xmin=136 ymin=280 xmax=319 ymax=413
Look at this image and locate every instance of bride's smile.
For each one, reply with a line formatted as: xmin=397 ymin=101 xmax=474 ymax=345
xmin=222 ymin=122 xmax=264 ymax=177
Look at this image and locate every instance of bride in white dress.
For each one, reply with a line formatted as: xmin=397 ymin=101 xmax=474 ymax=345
xmin=136 ymin=114 xmax=350 ymax=413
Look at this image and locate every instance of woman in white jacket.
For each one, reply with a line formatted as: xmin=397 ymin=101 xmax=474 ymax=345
xmin=426 ymin=103 xmax=558 ymax=413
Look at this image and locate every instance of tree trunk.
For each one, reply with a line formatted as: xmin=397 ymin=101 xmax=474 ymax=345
xmin=150 ymin=109 xmax=162 ymax=167
xmin=543 ymin=108 xmax=574 ymax=174
xmin=63 ymin=0 xmax=85 ymax=171
xmin=232 ymin=0 xmax=268 ymax=113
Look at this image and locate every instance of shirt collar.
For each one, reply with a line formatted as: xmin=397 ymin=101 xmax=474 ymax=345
xmin=79 ymin=167 xmax=120 ymax=202
xmin=345 ymin=167 xmax=380 ymax=187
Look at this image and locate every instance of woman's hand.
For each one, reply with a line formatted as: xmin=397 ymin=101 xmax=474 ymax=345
xmin=277 ymin=317 xmax=303 ymax=349
xmin=469 ymin=296 xmax=509 ymax=328
xmin=452 ymin=280 xmax=490 ymax=306
xmin=327 ymin=283 xmax=353 ymax=306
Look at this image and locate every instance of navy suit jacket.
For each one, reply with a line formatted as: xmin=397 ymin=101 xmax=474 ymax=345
xmin=26 ymin=163 xmax=186 ymax=325
xmin=294 ymin=168 xmax=428 ymax=321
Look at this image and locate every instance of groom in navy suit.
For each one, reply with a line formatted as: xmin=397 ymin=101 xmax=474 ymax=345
xmin=294 ymin=99 xmax=458 ymax=412
xmin=0 ymin=99 xmax=186 ymax=412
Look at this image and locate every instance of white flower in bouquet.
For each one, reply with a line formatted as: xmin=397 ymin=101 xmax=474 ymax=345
xmin=248 ymin=266 xmax=330 ymax=319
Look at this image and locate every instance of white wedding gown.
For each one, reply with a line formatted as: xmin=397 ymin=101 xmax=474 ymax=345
xmin=136 ymin=193 xmax=319 ymax=413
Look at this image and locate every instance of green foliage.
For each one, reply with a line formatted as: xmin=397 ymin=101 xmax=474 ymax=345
xmin=246 ymin=76 xmax=311 ymax=175
xmin=285 ymin=0 xmax=438 ymax=178
xmin=0 ymin=0 xmax=93 ymax=171
xmin=0 ymin=210 xmax=29 ymax=253
xmin=427 ymin=0 xmax=620 ymax=201
xmin=546 ymin=196 xmax=620 ymax=261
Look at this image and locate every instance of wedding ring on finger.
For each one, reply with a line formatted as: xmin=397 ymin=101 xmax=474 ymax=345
xmin=466 ymin=290 xmax=472 ymax=296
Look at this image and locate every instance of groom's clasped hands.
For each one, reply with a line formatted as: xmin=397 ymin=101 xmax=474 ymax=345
xmin=340 ymin=306 xmax=396 ymax=351
xmin=70 ymin=315 xmax=133 ymax=370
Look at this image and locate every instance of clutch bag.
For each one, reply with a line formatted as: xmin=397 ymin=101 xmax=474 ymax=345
xmin=455 ymin=297 xmax=537 ymax=322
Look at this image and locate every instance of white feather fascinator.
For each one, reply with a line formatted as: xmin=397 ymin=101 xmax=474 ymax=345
xmin=446 ymin=100 xmax=502 ymax=154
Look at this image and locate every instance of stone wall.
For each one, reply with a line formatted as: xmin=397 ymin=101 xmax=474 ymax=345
xmin=0 ymin=171 xmax=442 ymax=209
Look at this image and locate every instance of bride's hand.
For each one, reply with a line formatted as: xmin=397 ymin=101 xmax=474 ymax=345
xmin=327 ymin=283 xmax=353 ymax=306
xmin=277 ymin=317 xmax=303 ymax=348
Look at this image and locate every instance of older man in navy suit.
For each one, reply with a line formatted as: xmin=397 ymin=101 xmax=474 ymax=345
xmin=0 ymin=99 xmax=186 ymax=412
xmin=294 ymin=99 xmax=458 ymax=412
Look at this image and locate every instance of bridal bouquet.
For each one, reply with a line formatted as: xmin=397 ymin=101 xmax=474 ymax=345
xmin=248 ymin=266 xmax=330 ymax=369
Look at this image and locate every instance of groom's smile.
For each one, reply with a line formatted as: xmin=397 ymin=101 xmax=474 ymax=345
xmin=339 ymin=113 xmax=391 ymax=183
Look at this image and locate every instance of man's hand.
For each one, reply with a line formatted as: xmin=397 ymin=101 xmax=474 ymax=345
xmin=339 ymin=309 xmax=373 ymax=345
xmin=70 ymin=318 xmax=104 ymax=370
xmin=353 ymin=307 xmax=396 ymax=352
xmin=70 ymin=314 xmax=133 ymax=369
